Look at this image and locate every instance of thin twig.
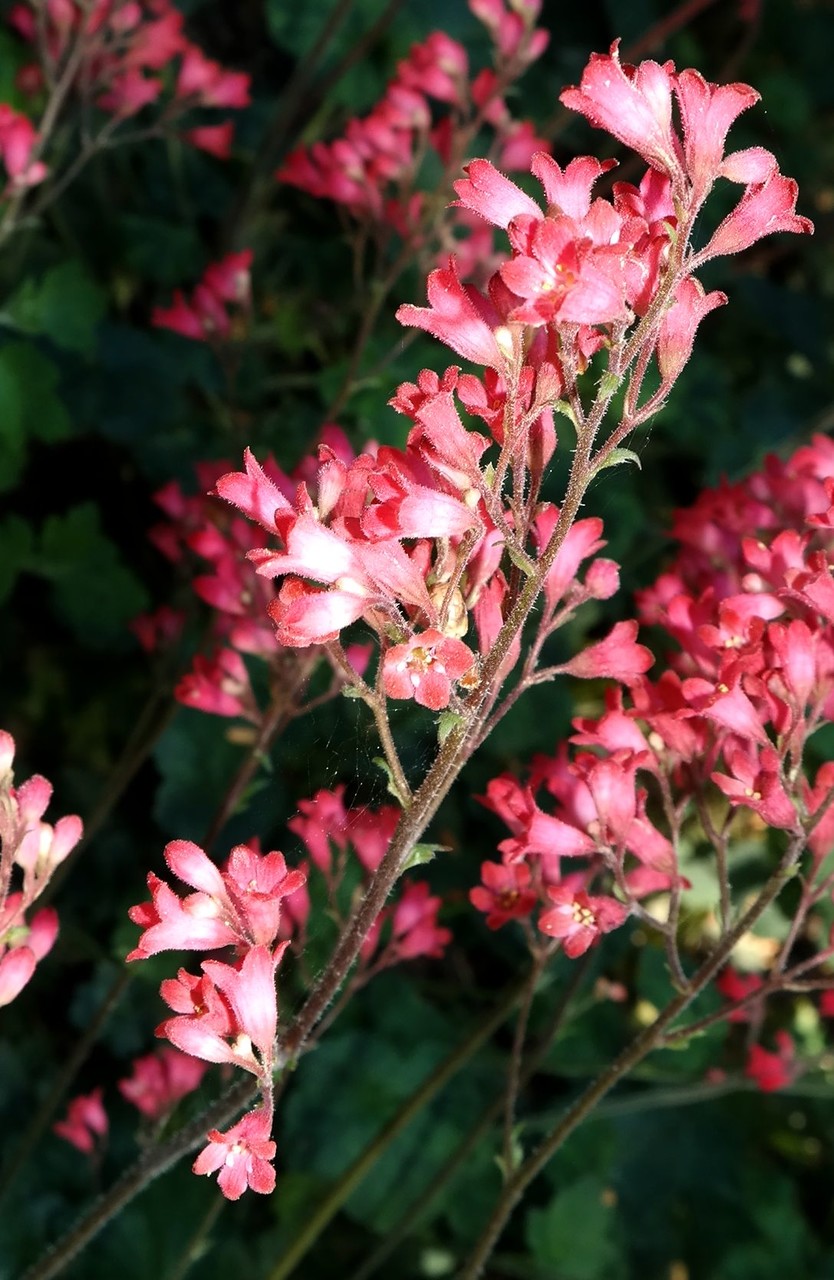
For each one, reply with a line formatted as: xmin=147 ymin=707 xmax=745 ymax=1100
xmin=457 ymin=831 xmax=807 ymax=1278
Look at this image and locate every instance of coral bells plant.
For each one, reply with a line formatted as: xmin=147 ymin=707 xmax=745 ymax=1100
xmin=121 ymin=40 xmax=813 ymax=1219
xmin=9 ymin=11 xmax=829 ymax=1280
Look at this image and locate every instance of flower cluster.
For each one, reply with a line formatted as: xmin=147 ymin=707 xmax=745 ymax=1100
xmin=137 ymin=426 xmax=370 ymax=727
xmin=127 ymin=786 xmax=451 ymax=1196
xmin=277 ymin=0 xmax=548 ymax=272
xmin=55 ymin=1046 xmax=208 ymax=1157
xmin=220 ymin=47 xmax=810 ymax=731
xmin=9 ymin=0 xmax=250 ymax=155
xmin=475 ymin=432 xmax=834 ymax=1091
xmin=288 ymin=786 xmax=451 ymax=969
xmin=128 ymin=837 xmax=304 ymax=1195
xmin=152 ymin=250 xmax=253 ymax=342
xmin=215 ymin=390 xmax=638 ymax=713
xmin=405 ymin=46 xmax=810 ymax=391
xmin=0 ymin=731 xmax=82 ymax=1009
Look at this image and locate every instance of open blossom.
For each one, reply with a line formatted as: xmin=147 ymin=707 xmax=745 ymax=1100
xmin=216 ymin=434 xmax=490 ymax=650
xmin=558 ymin=42 xmax=811 ymax=252
xmin=382 ymin=630 xmax=476 ymax=710
xmin=538 ymin=886 xmax=629 ymax=957
xmin=193 ymin=1107 xmax=276 ymax=1200
xmin=470 ymin=861 xmax=538 ymax=929
xmin=127 ymin=839 xmax=306 ymax=959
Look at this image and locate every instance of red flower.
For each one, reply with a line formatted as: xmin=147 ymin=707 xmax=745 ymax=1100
xmin=745 ymin=1032 xmax=795 ymax=1093
xmin=538 ymin=886 xmax=628 ymax=957
xmin=396 ymin=258 xmax=507 ymax=371
xmin=470 ymin=861 xmax=538 ymax=929
xmin=119 ymin=1047 xmax=208 ymax=1120
xmin=715 ymin=968 xmax=764 ymax=1023
xmin=127 ymin=839 xmax=305 ymax=959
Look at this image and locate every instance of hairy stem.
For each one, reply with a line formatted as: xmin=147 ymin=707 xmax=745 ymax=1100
xmin=266 ymin=971 xmax=530 ymax=1280
xmin=458 ymin=832 xmax=806 ymax=1278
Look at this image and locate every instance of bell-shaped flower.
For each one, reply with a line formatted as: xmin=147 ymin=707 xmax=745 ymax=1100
xmin=560 ymin=43 xmax=684 ymax=189
xmin=396 ymin=258 xmax=507 ymax=370
xmin=119 ymin=1047 xmax=209 ymax=1120
xmin=555 ymin=620 xmax=654 ymax=686
xmin=695 ymin=170 xmax=813 ymax=265
xmin=657 ymin=277 xmax=727 ymax=387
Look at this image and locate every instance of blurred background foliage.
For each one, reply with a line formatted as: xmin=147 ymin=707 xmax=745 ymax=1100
xmin=1 ymin=0 xmax=833 ymax=1277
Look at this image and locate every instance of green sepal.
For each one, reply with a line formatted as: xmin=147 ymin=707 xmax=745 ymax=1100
xmin=437 ymin=709 xmax=464 ymax=745
xmin=595 ymin=447 xmax=642 ymax=473
xmin=402 ymin=842 xmax=445 ymax=871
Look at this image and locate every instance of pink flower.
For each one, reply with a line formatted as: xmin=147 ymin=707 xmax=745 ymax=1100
xmin=223 ymin=846 xmax=307 ymax=947
xmin=186 ymin=123 xmax=235 ymax=159
xmin=152 ymin=289 xmax=204 ymax=339
xmin=153 ymin=251 xmax=253 ymax=342
xmin=500 ymin=214 xmax=627 ymax=327
xmin=157 ymin=944 xmax=285 ymax=1077
xmin=128 ymin=839 xmax=305 ymax=959
xmin=193 ymin=1107 xmax=276 ymax=1200
xmin=396 ymin=258 xmax=507 ymax=371
xmin=538 ymin=886 xmax=628 ymax=957
xmin=288 ymin=785 xmax=350 ymax=874
xmin=118 ymin=1047 xmax=208 ymax=1119
xmin=673 ymin=69 xmax=760 ymax=208
xmin=382 ymin=630 xmax=476 ymax=710
xmin=560 ymin=43 xmax=683 ymax=187
xmin=696 ymin=170 xmax=813 ymax=263
xmin=97 ymin=68 xmax=162 ymax=116
xmin=0 ymin=946 xmax=36 ymax=1008
xmin=712 ymin=744 xmax=799 ymax=830
xmin=127 ymin=870 xmax=239 ymax=960
xmin=0 ymin=105 xmax=48 ymax=190
xmin=388 ymin=882 xmax=451 ymax=960
xmin=656 ymin=278 xmax=727 ymax=386
xmin=54 ymin=1089 xmax=108 ymax=1155
xmin=470 ymin=861 xmax=538 ymax=929
xmin=176 ymin=46 xmax=251 ymax=109
xmin=555 ymin=620 xmax=654 ymax=686
xmin=175 ymin=648 xmax=258 ymax=720
xmin=453 ymin=157 xmax=542 ymax=228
